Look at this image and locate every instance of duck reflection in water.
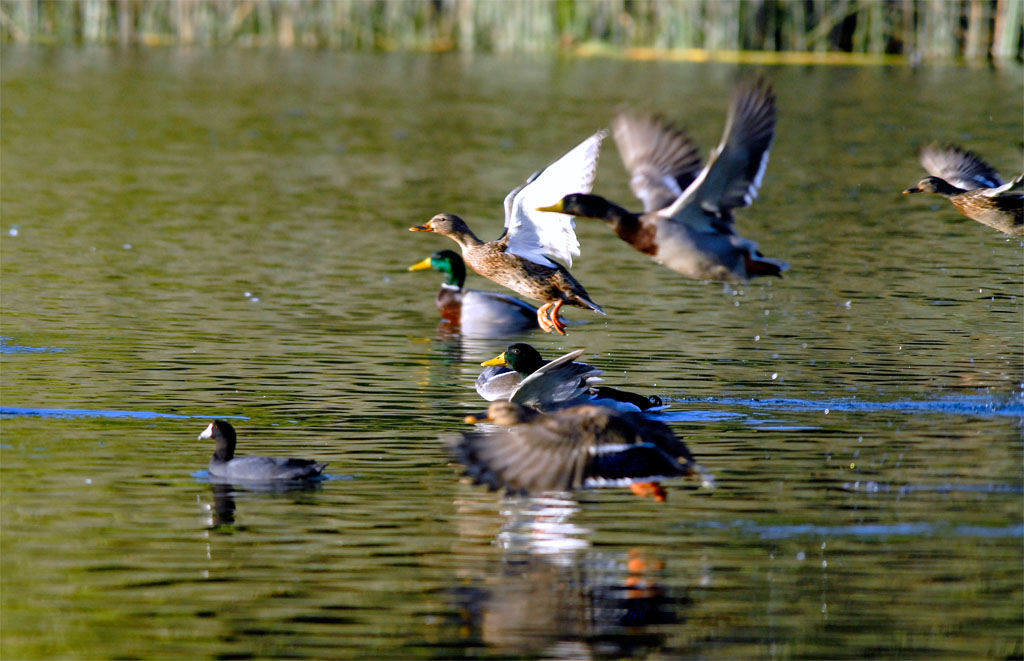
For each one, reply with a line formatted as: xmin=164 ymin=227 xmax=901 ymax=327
xmin=445 ymin=491 xmax=688 ymax=658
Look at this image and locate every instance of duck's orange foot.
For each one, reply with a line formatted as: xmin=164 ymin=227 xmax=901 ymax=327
xmin=536 ymin=301 xmax=567 ymax=335
xmin=630 ymin=482 xmax=667 ymax=502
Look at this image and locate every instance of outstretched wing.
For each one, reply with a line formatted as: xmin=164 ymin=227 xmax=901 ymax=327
xmin=920 ymin=143 xmax=1004 ymax=190
xmin=660 ymin=78 xmax=776 ymax=226
xmin=613 ymin=112 xmax=703 ymax=213
xmin=511 ymin=349 xmax=603 ymax=409
xmin=503 ymin=129 xmax=608 ymax=267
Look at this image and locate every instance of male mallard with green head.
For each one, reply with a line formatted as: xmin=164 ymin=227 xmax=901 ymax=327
xmin=407 ymin=249 xmax=541 ymax=333
xmin=476 ymin=342 xmax=663 ymax=413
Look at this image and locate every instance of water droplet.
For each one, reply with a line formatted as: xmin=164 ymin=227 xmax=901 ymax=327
xmin=771 ymin=372 xmax=778 ymax=380
xmin=824 ymin=408 xmax=829 ymax=415
xmin=754 ymin=335 xmax=760 ymax=341
xmin=8 ymin=227 xmax=18 ymax=236
xmin=122 ymin=243 xmax=132 ymax=250
xmin=796 ymin=551 xmax=805 ymax=561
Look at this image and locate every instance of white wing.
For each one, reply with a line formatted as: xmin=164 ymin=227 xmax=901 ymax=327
xmin=503 ymin=129 xmax=608 ymax=267
xmin=984 ymin=172 xmax=1023 ymax=199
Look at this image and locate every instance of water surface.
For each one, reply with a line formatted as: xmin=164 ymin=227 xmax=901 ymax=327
xmin=2 ymin=48 xmax=1022 ymax=659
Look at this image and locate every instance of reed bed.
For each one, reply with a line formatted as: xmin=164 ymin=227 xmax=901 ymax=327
xmin=1 ymin=0 xmax=1020 ymax=61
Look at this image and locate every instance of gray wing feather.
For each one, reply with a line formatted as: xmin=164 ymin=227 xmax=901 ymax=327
xmin=919 ymin=143 xmax=1004 ymax=190
xmin=612 ymin=112 xmax=703 ymax=212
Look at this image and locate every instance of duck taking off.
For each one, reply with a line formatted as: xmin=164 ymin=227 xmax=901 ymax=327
xmin=411 ymin=131 xmax=607 ymax=335
xmin=454 ymin=401 xmax=710 ymax=502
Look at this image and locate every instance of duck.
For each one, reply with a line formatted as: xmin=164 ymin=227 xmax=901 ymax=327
xmin=199 ymin=420 xmax=326 ymax=481
xmin=476 ymin=342 xmax=663 ymax=413
xmin=454 ymin=401 xmax=711 ymax=501
xmin=536 ymin=77 xmax=788 ymax=282
xmin=903 ymin=143 xmax=1023 ymax=236
xmin=407 ymin=249 xmax=542 ymax=334
xmin=410 ymin=130 xmax=607 ymax=335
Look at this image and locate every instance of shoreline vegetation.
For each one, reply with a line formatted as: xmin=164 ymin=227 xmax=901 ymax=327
xmin=0 ymin=0 xmax=1021 ymax=63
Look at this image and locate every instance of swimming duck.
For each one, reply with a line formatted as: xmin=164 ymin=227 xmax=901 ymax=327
xmin=537 ymin=78 xmax=787 ymax=282
xmin=903 ymin=143 xmax=1023 ymax=236
xmin=455 ymin=401 xmax=710 ymax=501
xmin=410 ymin=131 xmax=607 ymax=335
xmin=407 ymin=249 xmax=541 ymax=333
xmin=476 ymin=343 xmax=663 ymax=413
xmin=199 ymin=420 xmax=326 ymax=481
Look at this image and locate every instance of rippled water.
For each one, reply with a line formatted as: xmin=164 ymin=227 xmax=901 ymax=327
xmin=2 ymin=48 xmax=1022 ymax=659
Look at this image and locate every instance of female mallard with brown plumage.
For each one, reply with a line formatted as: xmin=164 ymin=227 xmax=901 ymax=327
xmin=536 ymin=78 xmax=788 ymax=282
xmin=410 ymin=131 xmax=607 ymax=335
xmin=454 ymin=401 xmax=711 ymax=502
xmin=903 ymin=143 xmax=1023 ymax=237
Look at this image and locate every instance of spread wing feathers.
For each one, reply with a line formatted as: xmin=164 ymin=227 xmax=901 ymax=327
xmin=919 ymin=143 xmax=1005 ymax=190
xmin=503 ymin=129 xmax=609 ymax=267
xmin=612 ymin=112 xmax=703 ymax=213
xmin=452 ymin=407 xmax=694 ymax=494
xmin=985 ymin=171 xmax=1023 ymax=199
xmin=660 ymin=78 xmax=777 ymax=224
xmin=510 ymin=349 xmax=604 ymax=409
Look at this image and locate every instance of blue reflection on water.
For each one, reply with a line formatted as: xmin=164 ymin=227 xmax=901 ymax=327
xmin=0 ymin=408 xmax=247 ymax=420
xmin=0 ymin=336 xmax=69 ymax=353
xmin=693 ymin=519 xmax=1024 ymax=540
xmin=672 ymin=396 xmax=1024 ymax=419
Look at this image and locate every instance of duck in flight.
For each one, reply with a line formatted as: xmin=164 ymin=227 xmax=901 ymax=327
xmin=410 ymin=131 xmax=607 ymax=335
xmin=537 ymin=78 xmax=787 ymax=282
xmin=903 ymin=143 xmax=1023 ymax=237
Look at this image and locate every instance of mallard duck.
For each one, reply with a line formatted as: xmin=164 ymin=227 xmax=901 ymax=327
xmin=199 ymin=420 xmax=326 ymax=481
xmin=407 ymin=249 xmax=542 ymax=333
xmin=476 ymin=342 xmax=663 ymax=413
xmin=903 ymin=143 xmax=1023 ymax=236
xmin=454 ymin=401 xmax=709 ymax=501
xmin=410 ymin=131 xmax=607 ymax=335
xmin=537 ymin=78 xmax=788 ymax=282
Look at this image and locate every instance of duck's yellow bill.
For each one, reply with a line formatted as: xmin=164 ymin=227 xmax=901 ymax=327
xmin=409 ymin=222 xmax=432 ymax=232
xmin=463 ymin=413 xmax=493 ymax=424
xmin=408 ymin=257 xmax=433 ymax=271
xmin=536 ymin=200 xmax=565 ymax=213
xmin=480 ymin=352 xmax=508 ymax=367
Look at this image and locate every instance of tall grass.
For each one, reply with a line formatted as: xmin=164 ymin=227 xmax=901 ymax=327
xmin=1 ymin=0 xmax=1020 ymax=61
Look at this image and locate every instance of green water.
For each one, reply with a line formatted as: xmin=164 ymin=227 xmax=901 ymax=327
xmin=2 ymin=48 xmax=1022 ymax=659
